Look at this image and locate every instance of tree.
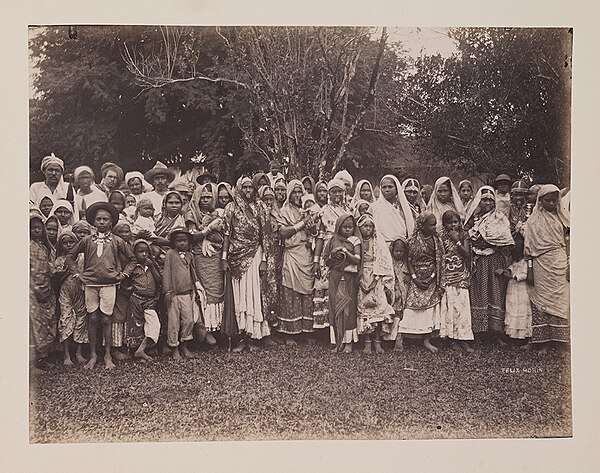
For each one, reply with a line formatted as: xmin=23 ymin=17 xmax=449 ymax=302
xmin=395 ymin=28 xmax=572 ymax=185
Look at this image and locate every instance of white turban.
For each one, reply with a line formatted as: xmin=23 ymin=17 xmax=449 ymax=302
xmin=41 ymin=153 xmax=64 ymax=173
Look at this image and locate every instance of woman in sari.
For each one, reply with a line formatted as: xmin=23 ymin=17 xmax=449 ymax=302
xmin=216 ymin=182 xmax=234 ymax=216
xmin=524 ymin=184 xmax=570 ymax=353
xmin=458 ymin=180 xmax=475 ymax=218
xmin=273 ymin=177 xmax=288 ymax=210
xmin=371 ymin=174 xmax=415 ymax=246
xmin=427 ymin=176 xmax=465 ymax=231
xmin=324 ymin=213 xmax=361 ymax=352
xmin=257 ymin=185 xmax=283 ymax=343
xmin=312 ymin=179 xmax=351 ymax=335
xmin=402 ymin=178 xmax=427 ymax=221
xmin=222 ymin=176 xmax=271 ymax=351
xmin=467 ymin=186 xmax=514 ymax=341
xmin=276 ymin=180 xmax=319 ymax=344
xmin=398 ymin=212 xmax=445 ymax=353
xmin=30 ymin=212 xmax=56 ymax=372
xmin=252 ymin=172 xmax=270 ymax=190
xmin=301 ymin=175 xmax=316 ymax=195
xmin=350 ymin=179 xmax=375 ymax=209
xmin=312 ymin=180 xmax=329 ymax=212
xmin=187 ymin=183 xmax=225 ymax=337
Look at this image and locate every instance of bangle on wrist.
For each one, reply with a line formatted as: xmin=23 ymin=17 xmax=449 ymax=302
xmin=411 ymin=274 xmax=417 ymax=280
xmin=313 ymin=256 xmax=320 ymax=263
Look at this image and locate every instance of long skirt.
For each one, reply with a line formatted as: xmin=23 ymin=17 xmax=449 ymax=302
xmin=328 ymin=269 xmax=358 ymax=349
xmin=398 ymin=304 xmax=440 ymax=335
xmin=470 ymin=252 xmax=508 ymax=333
xmin=312 ymin=260 xmax=330 ymax=329
xmin=29 ymin=289 xmax=57 ymax=359
xmin=278 ymin=286 xmax=315 ymax=334
xmin=356 ymin=275 xmax=395 ymax=335
xmin=194 ymin=252 xmax=224 ymax=332
xmin=57 ymin=278 xmax=88 ymax=344
xmin=126 ymin=294 xmax=161 ymax=347
xmin=261 ymin=242 xmax=281 ymax=327
xmin=439 ymin=286 xmax=474 ymax=340
xmin=531 ymin=303 xmax=569 ymax=344
xmin=232 ymin=248 xmax=270 ymax=340
xmin=505 ymin=279 xmax=532 ymax=339
xmin=105 ymin=288 xmax=129 ymax=347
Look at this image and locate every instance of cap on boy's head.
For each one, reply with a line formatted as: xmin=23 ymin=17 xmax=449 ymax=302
xmin=133 ymin=239 xmax=151 ymax=252
xmin=85 ymin=201 xmax=119 ymax=226
xmin=494 ymin=174 xmax=511 ymax=184
xmin=168 ymin=226 xmax=191 ymax=247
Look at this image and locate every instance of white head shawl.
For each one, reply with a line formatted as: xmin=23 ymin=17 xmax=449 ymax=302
xmin=371 ymin=174 xmax=415 ymax=244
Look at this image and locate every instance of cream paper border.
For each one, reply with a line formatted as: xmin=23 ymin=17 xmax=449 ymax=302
xmin=2 ymin=0 xmax=599 ymax=471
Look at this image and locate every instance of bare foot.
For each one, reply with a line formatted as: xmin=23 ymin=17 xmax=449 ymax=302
xmin=104 ymin=357 xmax=116 ymax=370
xmin=459 ymin=341 xmax=475 ymax=353
xmin=519 ymin=342 xmax=532 ymax=351
xmin=113 ymin=350 xmax=129 ymax=361
xmin=394 ymin=341 xmax=404 ymax=352
xmin=205 ymin=333 xmax=217 ymax=345
xmin=536 ymin=344 xmax=550 ymax=354
xmin=63 ymin=357 xmax=74 ymax=367
xmin=424 ymin=339 xmax=439 ymax=354
xmin=263 ymin=336 xmax=278 ymax=347
xmin=374 ymin=341 xmax=384 ymax=354
xmin=305 ymin=336 xmax=318 ymax=346
xmin=75 ymin=353 xmax=87 ymax=364
xmin=285 ymin=336 xmax=297 ymax=346
xmin=450 ymin=341 xmax=462 ymax=352
xmin=232 ymin=340 xmax=246 ymax=353
xmin=342 ymin=343 xmax=353 ymax=353
xmin=134 ymin=350 xmax=152 ymax=362
xmin=180 ymin=346 xmax=194 ymax=358
xmin=329 ymin=344 xmax=338 ymax=353
xmin=363 ymin=342 xmax=372 ymax=354
xmin=83 ymin=356 xmax=97 ymax=370
xmin=248 ymin=342 xmax=259 ymax=352
xmin=172 ymin=348 xmax=182 ymax=360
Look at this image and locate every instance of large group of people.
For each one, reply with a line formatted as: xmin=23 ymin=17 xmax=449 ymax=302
xmin=29 ymin=155 xmax=571 ymax=371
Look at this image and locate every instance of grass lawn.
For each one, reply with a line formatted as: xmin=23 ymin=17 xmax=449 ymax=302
xmin=29 ymin=338 xmax=572 ymax=443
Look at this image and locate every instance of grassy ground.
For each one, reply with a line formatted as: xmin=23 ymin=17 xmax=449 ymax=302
xmin=29 ymin=337 xmax=572 ymax=443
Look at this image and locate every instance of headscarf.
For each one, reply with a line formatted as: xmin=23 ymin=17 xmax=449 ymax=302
xmin=421 ymin=184 xmax=434 ymax=205
xmin=465 ymin=185 xmax=495 ymax=223
xmin=30 ymin=212 xmax=53 ymax=255
xmin=189 ymin=182 xmax=218 ymax=226
xmin=524 ymin=184 xmax=569 ymax=257
xmin=125 ymin=171 xmax=153 ymax=194
xmin=40 ymin=153 xmax=64 ymax=173
xmin=155 ymin=190 xmax=186 ymax=238
xmin=301 ymin=194 xmax=316 ymax=209
xmin=356 ymin=212 xmax=394 ymax=291
xmin=458 ymin=179 xmax=475 ymax=219
xmin=401 ymin=178 xmax=427 ymax=218
xmin=273 ymin=177 xmax=287 ymax=209
xmin=468 ymin=186 xmax=514 ymax=248
xmin=258 ymin=184 xmax=275 ymax=200
xmin=334 ymin=170 xmax=354 ymax=190
xmin=427 ymin=177 xmax=465 ymax=230
xmin=34 ymin=187 xmax=57 ymax=210
xmin=252 ymin=172 xmax=270 ymax=190
xmin=371 ymin=174 xmax=415 ymax=244
xmin=73 ymin=165 xmax=95 ymax=183
xmin=352 ymin=199 xmax=372 ymax=219
xmin=327 ymin=179 xmax=346 ymax=192
xmin=72 ymin=220 xmax=94 ymax=237
xmin=282 ymin=179 xmax=306 ymax=209
xmin=49 ymin=199 xmax=77 ymax=229
xmin=301 ymin=176 xmax=316 ymax=195
xmin=217 ymin=182 xmax=234 ymax=204
xmin=56 ymin=231 xmax=78 ymax=257
xmin=351 ymin=179 xmax=375 ymax=208
xmin=135 ymin=198 xmax=155 ymax=217
xmin=108 ymin=190 xmax=128 ymax=210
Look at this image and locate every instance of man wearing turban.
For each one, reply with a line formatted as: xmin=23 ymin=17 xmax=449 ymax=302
xmin=29 ymin=154 xmax=70 ymax=205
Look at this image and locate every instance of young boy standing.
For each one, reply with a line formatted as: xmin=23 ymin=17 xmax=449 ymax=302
xmin=66 ymin=202 xmax=134 ymax=369
xmin=163 ymin=227 xmax=200 ymax=359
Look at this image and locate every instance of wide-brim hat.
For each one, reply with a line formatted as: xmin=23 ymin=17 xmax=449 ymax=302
xmin=85 ymin=201 xmax=119 ymax=226
xmin=196 ymin=172 xmax=218 ymax=184
xmin=144 ymin=161 xmax=176 ymax=184
xmin=494 ymin=173 xmax=511 ymax=183
xmin=168 ymin=226 xmax=192 ymax=246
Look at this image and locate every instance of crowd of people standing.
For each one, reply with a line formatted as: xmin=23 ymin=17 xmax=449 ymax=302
xmin=29 ymin=154 xmax=571 ymax=371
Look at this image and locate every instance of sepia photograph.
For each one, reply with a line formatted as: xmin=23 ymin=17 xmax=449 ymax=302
xmin=26 ymin=24 xmax=574 ymax=444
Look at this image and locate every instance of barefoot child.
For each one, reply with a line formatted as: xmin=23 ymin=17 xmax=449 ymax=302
xmin=163 ymin=227 xmax=200 ymax=359
xmin=53 ymin=231 xmax=88 ymax=366
xmin=355 ymin=213 xmax=395 ymax=354
xmin=399 ymin=213 xmax=444 ymax=354
xmin=66 ymin=202 xmax=134 ymax=369
xmin=389 ymin=238 xmax=410 ymax=351
xmin=123 ymin=240 xmax=162 ymax=361
xmin=324 ymin=214 xmax=361 ymax=353
xmin=439 ymin=210 xmax=474 ymax=352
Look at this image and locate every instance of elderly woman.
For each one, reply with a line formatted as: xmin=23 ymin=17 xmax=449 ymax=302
xmin=427 ymin=176 xmax=465 ymax=231
xmin=222 ymin=176 xmax=271 ymax=352
xmin=73 ymin=166 xmax=107 ymax=220
xmin=276 ymin=180 xmax=319 ymax=345
xmin=125 ymin=171 xmax=153 ymax=203
xmin=186 ymin=183 xmax=225 ymax=337
xmin=371 ymin=174 xmax=415 ymax=246
xmin=30 ymin=153 xmax=70 ymax=205
xmin=97 ymin=162 xmax=124 ymax=197
xmin=524 ymin=184 xmax=570 ymax=353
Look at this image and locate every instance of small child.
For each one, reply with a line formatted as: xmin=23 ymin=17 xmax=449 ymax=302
xmin=324 ymin=214 xmax=361 ymax=353
xmin=498 ymin=239 xmax=532 ymax=346
xmin=389 ymin=238 xmax=410 ymax=351
xmin=132 ymin=198 xmax=157 ymax=235
xmin=352 ymin=199 xmax=371 ymax=219
xmin=109 ymin=190 xmax=132 ymax=224
xmin=355 ymin=213 xmax=395 ymax=354
xmin=302 ymin=194 xmax=316 ymax=211
xmin=123 ymin=240 xmax=162 ymax=361
xmin=45 ymin=215 xmax=60 ymax=257
xmin=163 ymin=227 xmax=201 ymax=359
xmin=124 ymin=194 xmax=137 ymax=221
xmin=66 ymin=202 xmax=134 ymax=369
xmin=439 ymin=210 xmax=474 ymax=352
xmin=53 ymin=231 xmax=88 ymax=366
xmin=72 ymin=220 xmax=94 ymax=240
